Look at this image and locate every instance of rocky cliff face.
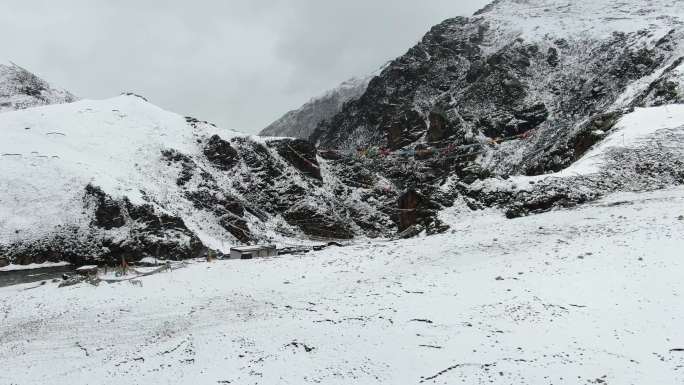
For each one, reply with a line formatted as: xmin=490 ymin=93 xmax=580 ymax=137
xmin=312 ymin=0 xmax=684 ymax=176
xmin=259 ymin=76 xmax=372 ymax=139
xmin=0 ymin=61 xmax=76 ymax=113
xmin=303 ymin=0 xmax=684 ymax=229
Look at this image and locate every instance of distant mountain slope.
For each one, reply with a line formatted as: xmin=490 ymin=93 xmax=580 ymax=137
xmin=259 ymin=76 xmax=372 ymax=139
xmin=0 ymin=61 xmax=76 ymax=113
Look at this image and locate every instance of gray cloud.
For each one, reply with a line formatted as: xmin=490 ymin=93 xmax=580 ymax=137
xmin=0 ymin=0 xmax=489 ymax=133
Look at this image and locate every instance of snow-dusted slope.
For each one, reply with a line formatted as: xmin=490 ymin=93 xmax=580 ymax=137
xmin=259 ymin=76 xmax=373 ymax=139
xmin=2 ymin=186 xmax=683 ymax=384
xmin=0 ymin=95 xmax=226 ymax=263
xmin=467 ymin=103 xmax=684 ymax=217
xmin=477 ymin=0 xmax=683 ymax=42
xmin=0 ymin=95 xmax=396 ymax=266
xmin=0 ymin=61 xmax=76 ymax=113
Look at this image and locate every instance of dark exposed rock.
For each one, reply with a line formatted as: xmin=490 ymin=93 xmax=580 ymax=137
xmin=511 ymin=103 xmax=549 ymax=135
xmin=236 ymin=138 xmax=284 ymax=181
xmin=310 ymin=10 xmax=680 ymax=187
xmin=525 ymin=111 xmax=622 ymax=175
xmin=386 ymin=110 xmax=428 ymax=150
xmin=631 ymin=56 xmax=684 ymax=107
xmin=396 ymin=189 xmax=448 ymax=234
xmin=427 ymin=109 xmax=451 ymax=142
xmin=398 ymin=189 xmax=420 ymax=231
xmin=272 ymin=139 xmax=322 ymax=180
xmin=121 ymin=92 xmax=149 ymax=102
xmin=204 ymin=135 xmax=239 ymax=171
xmin=184 ymin=190 xmax=244 ymax=217
xmin=218 ymin=216 xmax=252 ymax=244
xmin=571 ymin=112 xmax=621 ymax=160
xmin=85 ymin=184 xmax=125 ymax=230
xmin=6 ymin=186 xmax=208 ymax=266
xmin=283 ymin=205 xmax=354 ymax=239
xmin=547 ymin=47 xmax=560 ymax=67
xmin=505 ymin=191 xmax=590 ymax=219
xmin=184 ymin=188 xmax=253 ymax=243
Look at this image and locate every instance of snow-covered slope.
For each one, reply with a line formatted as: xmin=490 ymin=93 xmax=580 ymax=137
xmin=467 ymin=103 xmax=684 ymax=217
xmin=259 ymin=75 xmax=373 ymax=139
xmin=2 ymin=186 xmax=683 ymax=384
xmin=0 ymin=61 xmax=76 ymax=113
xmin=477 ymin=0 xmax=683 ymax=42
xmin=0 ymin=95 xmax=396 ymax=266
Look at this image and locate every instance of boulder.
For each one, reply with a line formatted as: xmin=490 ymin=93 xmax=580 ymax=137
xmin=283 ymin=205 xmax=354 ymax=239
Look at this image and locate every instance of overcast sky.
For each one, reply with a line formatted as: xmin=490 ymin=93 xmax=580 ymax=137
xmin=1 ymin=1 xmax=489 ymax=133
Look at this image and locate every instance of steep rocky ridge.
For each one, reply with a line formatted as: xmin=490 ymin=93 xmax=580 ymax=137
xmin=312 ymin=0 xmax=684 ymax=175
xmin=306 ymin=0 xmax=684 ymax=223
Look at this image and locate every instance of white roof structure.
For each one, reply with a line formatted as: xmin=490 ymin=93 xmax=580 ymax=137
xmin=230 ymin=245 xmax=275 ymax=252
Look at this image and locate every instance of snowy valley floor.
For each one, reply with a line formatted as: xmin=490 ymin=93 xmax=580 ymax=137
xmin=1 ymin=188 xmax=684 ymax=385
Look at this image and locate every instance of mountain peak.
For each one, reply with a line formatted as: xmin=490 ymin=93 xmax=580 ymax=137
xmin=473 ymin=0 xmax=683 ymax=40
xmin=0 ymin=61 xmax=77 ymax=113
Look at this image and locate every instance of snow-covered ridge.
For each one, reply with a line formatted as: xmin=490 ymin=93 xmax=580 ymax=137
xmin=0 ymin=95 xmax=216 ymax=245
xmin=259 ymin=75 xmax=373 ymax=139
xmin=478 ymin=0 xmax=683 ymax=43
xmin=0 ymin=61 xmax=77 ymax=113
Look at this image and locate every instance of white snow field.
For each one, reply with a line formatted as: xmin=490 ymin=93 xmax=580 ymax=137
xmin=1 ymin=187 xmax=683 ymax=384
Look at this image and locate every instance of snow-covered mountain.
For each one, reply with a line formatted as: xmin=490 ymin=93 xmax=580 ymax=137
xmin=2 ymin=0 xmax=684 ymax=268
xmin=259 ymin=76 xmax=373 ymax=139
xmin=308 ymin=0 xmax=684 ymax=223
xmin=313 ymin=0 xmax=684 ymax=169
xmin=0 ymin=94 xmax=396 ymax=266
xmin=0 ymin=61 xmax=76 ymax=113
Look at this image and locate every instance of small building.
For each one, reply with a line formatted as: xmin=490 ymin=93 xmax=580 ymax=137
xmin=75 ymin=265 xmax=99 ymax=277
xmin=229 ymin=245 xmax=277 ymax=260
